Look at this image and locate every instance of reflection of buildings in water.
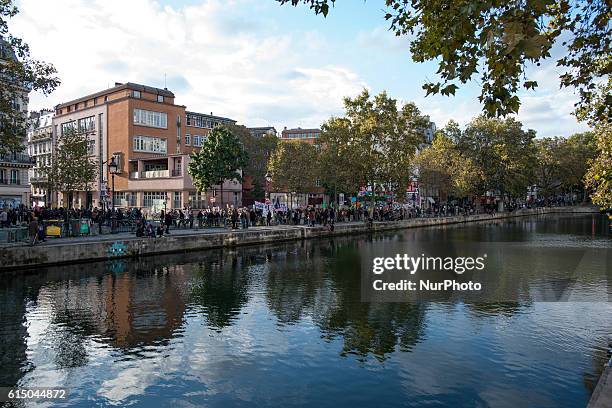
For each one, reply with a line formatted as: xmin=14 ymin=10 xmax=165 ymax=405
xmin=38 ymin=265 xmax=188 ymax=350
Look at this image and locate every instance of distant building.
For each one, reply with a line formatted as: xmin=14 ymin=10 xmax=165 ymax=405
xmin=280 ymin=127 xmax=321 ymax=144
xmin=0 ymin=39 xmax=34 ymax=209
xmin=423 ymin=117 xmax=437 ymax=144
xmin=248 ymin=127 xmax=277 ymax=138
xmin=27 ymin=110 xmax=55 ymax=207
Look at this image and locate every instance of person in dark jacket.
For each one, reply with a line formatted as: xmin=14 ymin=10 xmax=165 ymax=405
xmin=164 ymin=212 xmax=172 ymax=234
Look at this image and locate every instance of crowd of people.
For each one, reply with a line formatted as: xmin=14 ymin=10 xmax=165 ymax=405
xmin=0 ymin=196 xmax=585 ymax=245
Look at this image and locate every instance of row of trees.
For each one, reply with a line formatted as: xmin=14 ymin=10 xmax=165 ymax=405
xmin=417 ymin=120 xmax=598 ymax=206
xmin=257 ymin=89 xmax=604 ymax=210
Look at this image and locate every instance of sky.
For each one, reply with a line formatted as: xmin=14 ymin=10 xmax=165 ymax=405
xmin=11 ymin=0 xmax=590 ymax=137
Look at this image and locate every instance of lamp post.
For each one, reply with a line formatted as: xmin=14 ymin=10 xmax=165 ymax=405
xmin=265 ymin=172 xmax=272 ymax=201
xmin=108 ymin=156 xmax=118 ymax=232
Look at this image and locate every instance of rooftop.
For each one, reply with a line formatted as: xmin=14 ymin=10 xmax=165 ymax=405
xmin=55 ymin=82 xmax=175 ymax=109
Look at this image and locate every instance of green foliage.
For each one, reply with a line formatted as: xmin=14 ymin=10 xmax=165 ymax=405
xmin=229 ymin=124 xmax=278 ymax=200
xmin=584 ymin=122 xmax=612 ymax=210
xmin=278 ymin=0 xmax=610 ymax=119
xmin=267 ymin=141 xmax=319 ymax=194
xmin=415 ymin=128 xmax=482 ymax=199
xmin=338 ymin=89 xmax=427 ymax=200
xmin=319 ymin=117 xmax=361 ymax=196
xmin=456 ymin=116 xmax=537 ymax=198
xmin=188 ymin=126 xmax=248 ymax=204
xmin=45 ymin=128 xmax=97 ymax=206
xmin=0 ymin=0 xmax=60 ymax=154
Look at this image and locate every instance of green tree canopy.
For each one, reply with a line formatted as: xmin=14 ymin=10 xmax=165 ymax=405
xmin=319 ymin=117 xmax=365 ymax=199
xmin=1 ymin=0 xmax=60 ymax=154
xmin=188 ymin=126 xmax=248 ymax=207
xmin=229 ymin=124 xmax=278 ymax=201
xmin=45 ymin=128 xmax=97 ymax=208
xmin=414 ymin=129 xmax=482 ymax=200
xmin=267 ymin=141 xmax=319 ymax=195
xmin=335 ymin=89 xmax=427 ymax=205
xmin=456 ymin=116 xmax=537 ymax=199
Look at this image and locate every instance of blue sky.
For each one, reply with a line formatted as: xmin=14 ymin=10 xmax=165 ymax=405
xmin=14 ymin=0 xmax=589 ymax=137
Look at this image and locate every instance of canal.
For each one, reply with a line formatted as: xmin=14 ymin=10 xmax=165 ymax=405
xmin=1 ymin=214 xmax=610 ymax=407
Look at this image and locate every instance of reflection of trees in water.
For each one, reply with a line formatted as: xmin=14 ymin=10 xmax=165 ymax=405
xmin=189 ymin=253 xmax=251 ymax=330
xmin=264 ymin=238 xmax=428 ymax=361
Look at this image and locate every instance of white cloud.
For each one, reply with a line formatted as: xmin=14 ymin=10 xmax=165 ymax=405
xmin=11 ymin=0 xmax=368 ymax=130
xmin=10 ymin=0 xmax=589 ymax=137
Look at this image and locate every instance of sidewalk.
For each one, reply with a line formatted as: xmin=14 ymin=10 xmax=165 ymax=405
xmin=5 ymin=223 xmax=318 ymax=248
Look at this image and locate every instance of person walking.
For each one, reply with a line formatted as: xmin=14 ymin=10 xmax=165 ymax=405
xmin=164 ymin=211 xmax=172 ymax=234
xmin=28 ymin=213 xmax=39 ymax=246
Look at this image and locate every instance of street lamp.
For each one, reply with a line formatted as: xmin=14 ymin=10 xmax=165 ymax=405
xmin=265 ymin=172 xmax=272 ymax=201
xmin=108 ymin=156 xmax=118 ymax=232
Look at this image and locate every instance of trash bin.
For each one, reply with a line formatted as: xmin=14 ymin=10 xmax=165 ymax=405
xmin=69 ymin=219 xmax=81 ymax=237
xmin=80 ymin=219 xmax=90 ymax=235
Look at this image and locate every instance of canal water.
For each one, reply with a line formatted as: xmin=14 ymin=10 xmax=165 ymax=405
xmin=1 ymin=214 xmax=611 ymax=407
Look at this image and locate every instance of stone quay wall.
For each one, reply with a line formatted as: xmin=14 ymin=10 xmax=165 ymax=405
xmin=0 ymin=206 xmax=601 ymax=271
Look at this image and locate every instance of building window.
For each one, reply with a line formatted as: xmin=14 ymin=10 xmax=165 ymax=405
xmin=193 ymin=135 xmax=201 ymax=147
xmin=133 ymin=135 xmax=167 ymax=153
xmin=133 ymin=90 xmax=141 ymax=98
xmin=185 ymin=134 xmax=191 ymax=145
xmin=84 ymin=100 xmax=88 ymax=108
xmin=173 ymin=191 xmax=181 ymax=208
xmin=315 ymin=178 xmax=321 ymax=187
xmin=133 ymin=109 xmax=168 ymax=129
xmin=10 ymin=170 xmax=19 ymax=184
xmin=61 ymin=121 xmax=76 ymax=136
xmin=157 ymin=95 xmax=164 ymax=103
xmin=0 ymin=169 xmax=5 ymax=183
xmin=104 ymin=96 xmax=108 ymax=102
xmin=143 ymin=191 xmax=166 ymax=208
xmin=78 ymin=116 xmax=95 ymax=133
xmin=67 ymin=106 xmax=71 ymax=113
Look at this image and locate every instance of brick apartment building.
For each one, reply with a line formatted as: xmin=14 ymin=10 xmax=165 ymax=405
xmin=51 ymin=82 xmax=241 ymax=212
xmin=280 ymin=127 xmax=320 ymax=144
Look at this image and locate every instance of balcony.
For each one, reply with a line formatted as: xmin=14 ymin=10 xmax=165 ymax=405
xmin=130 ymin=169 xmax=169 ymax=179
xmin=0 ymin=153 xmax=36 ymax=165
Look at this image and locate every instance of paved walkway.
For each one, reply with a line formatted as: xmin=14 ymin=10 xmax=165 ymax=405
xmin=5 ymin=223 xmax=334 ymax=247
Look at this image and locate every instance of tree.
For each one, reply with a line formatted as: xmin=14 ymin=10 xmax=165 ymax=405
xmin=1 ymin=0 xmax=60 ymax=154
xmin=229 ymin=124 xmax=278 ymax=201
xmin=278 ymin=0 xmax=610 ymax=119
xmin=45 ymin=128 xmax=97 ymax=208
xmin=319 ymin=117 xmax=364 ymax=204
xmin=534 ymin=137 xmax=565 ymax=201
xmin=457 ymin=116 xmax=536 ymax=204
xmin=340 ymin=90 xmax=427 ymax=210
xmin=267 ymin=141 xmax=319 ymax=205
xmin=561 ymin=132 xmax=597 ymax=200
xmin=584 ymin=124 xmax=612 ymax=211
xmin=188 ymin=126 xmax=248 ymax=207
xmin=580 ymin=79 xmax=611 ymax=211
xmin=414 ymin=129 xmax=481 ymax=201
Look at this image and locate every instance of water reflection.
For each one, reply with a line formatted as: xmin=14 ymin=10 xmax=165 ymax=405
xmin=0 ymin=214 xmax=609 ymax=407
